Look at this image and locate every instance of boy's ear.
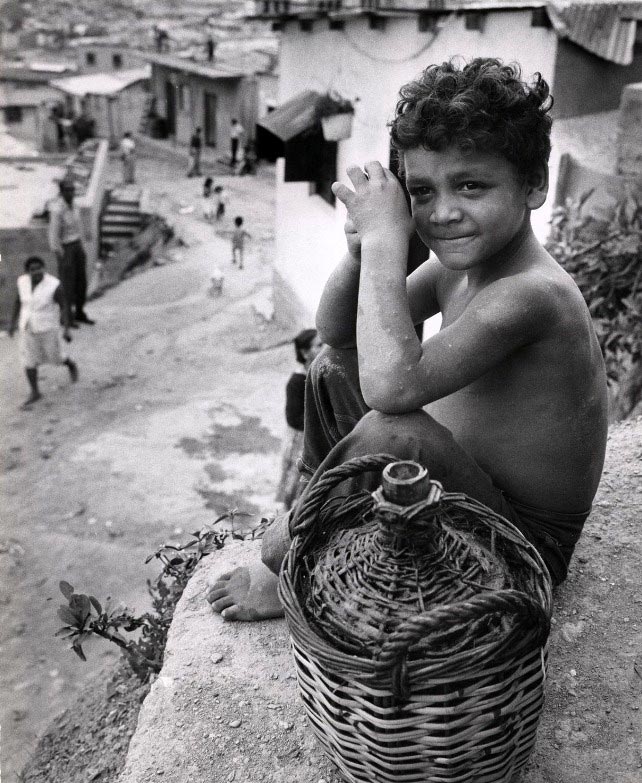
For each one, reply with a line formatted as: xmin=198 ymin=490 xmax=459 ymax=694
xmin=525 ymin=165 xmax=548 ymax=210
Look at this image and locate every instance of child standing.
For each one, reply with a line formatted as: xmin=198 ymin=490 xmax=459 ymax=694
xmin=207 ymin=58 xmax=608 ymax=622
xmin=214 ymin=184 xmax=227 ymax=221
xmin=119 ymin=132 xmax=136 ymax=185
xmin=231 ymin=216 xmax=251 ymax=269
xmin=202 ymin=177 xmax=214 ymax=221
xmin=275 ymin=329 xmax=324 ymax=510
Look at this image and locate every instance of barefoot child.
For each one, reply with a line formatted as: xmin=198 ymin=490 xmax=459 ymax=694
xmin=231 ymin=216 xmax=251 ymax=269
xmin=275 ymin=329 xmax=324 ymax=510
xmin=202 ymin=177 xmax=214 ymax=221
xmin=207 ymin=58 xmax=608 ymax=621
xmin=8 ymin=256 xmax=79 ymax=409
xmin=214 ymin=185 xmax=227 ymax=221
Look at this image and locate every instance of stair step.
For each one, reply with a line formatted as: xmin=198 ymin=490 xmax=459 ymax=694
xmin=104 ymin=204 xmax=140 ymax=213
xmin=100 ymin=228 xmax=138 ymax=239
xmin=104 ymin=206 xmax=140 ymax=215
xmin=102 ymin=215 xmax=141 ymax=225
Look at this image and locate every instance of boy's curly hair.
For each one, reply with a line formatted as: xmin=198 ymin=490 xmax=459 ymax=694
xmin=390 ymin=58 xmax=553 ymax=180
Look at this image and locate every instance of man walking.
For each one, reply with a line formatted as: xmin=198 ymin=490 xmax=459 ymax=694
xmin=48 ymin=177 xmax=95 ymax=326
xmin=8 ymin=256 xmax=78 ymax=409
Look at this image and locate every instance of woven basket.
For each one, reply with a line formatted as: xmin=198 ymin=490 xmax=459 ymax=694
xmin=279 ymin=454 xmax=552 ymax=783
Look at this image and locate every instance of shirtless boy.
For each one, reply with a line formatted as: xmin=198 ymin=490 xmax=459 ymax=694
xmin=207 ymin=58 xmax=608 ymax=620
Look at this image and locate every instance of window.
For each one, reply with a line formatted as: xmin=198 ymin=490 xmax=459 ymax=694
xmin=85 ymin=51 xmax=96 ymax=65
xmin=112 ymin=53 xmax=122 ymax=68
xmin=368 ymin=15 xmax=386 ymax=31
xmin=531 ymin=8 xmax=551 ymax=28
xmin=4 ymin=106 xmax=23 ymax=123
xmin=464 ymin=11 xmax=485 ymax=31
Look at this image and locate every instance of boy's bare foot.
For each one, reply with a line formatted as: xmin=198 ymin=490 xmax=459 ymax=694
xmin=206 ymin=562 xmax=284 ymax=621
xmin=20 ymin=392 xmax=42 ymax=409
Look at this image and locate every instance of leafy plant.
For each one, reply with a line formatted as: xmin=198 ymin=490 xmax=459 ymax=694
xmin=56 ymin=511 xmax=259 ymax=680
xmin=546 ymin=187 xmax=642 ymax=418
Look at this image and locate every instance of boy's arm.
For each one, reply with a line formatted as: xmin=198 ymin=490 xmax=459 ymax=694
xmin=317 ymin=251 xmax=442 ymax=349
xmin=316 ymin=251 xmax=361 ymax=348
xmin=361 ymin=268 xmax=555 ymax=411
xmin=321 ymin=177 xmax=440 ymax=350
xmin=334 ymin=162 xmax=554 ymax=412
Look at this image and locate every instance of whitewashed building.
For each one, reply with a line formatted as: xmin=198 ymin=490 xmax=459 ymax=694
xmin=250 ymin=0 xmax=642 ymax=326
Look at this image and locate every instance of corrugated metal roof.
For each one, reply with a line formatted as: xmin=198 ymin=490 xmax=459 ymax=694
xmin=257 ymin=90 xmax=321 ymax=140
xmin=547 ymin=1 xmax=641 ymax=64
xmin=50 ymin=66 xmax=151 ymax=97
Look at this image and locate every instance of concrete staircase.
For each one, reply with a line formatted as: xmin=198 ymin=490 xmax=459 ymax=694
xmin=99 ymin=185 xmax=143 ymax=258
xmin=65 ymin=139 xmax=102 ymax=197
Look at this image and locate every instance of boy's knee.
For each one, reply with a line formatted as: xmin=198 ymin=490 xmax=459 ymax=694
xmin=352 ymin=410 xmax=454 ymax=463
xmin=309 ymin=345 xmax=357 ymax=384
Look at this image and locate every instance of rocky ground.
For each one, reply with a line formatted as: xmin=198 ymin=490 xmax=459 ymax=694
xmin=2 ymin=150 xmax=642 ymax=783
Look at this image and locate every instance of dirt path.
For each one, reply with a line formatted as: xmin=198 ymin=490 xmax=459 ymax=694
xmin=0 ymin=156 xmax=297 ymax=782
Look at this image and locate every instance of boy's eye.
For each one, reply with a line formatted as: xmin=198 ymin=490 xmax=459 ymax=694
xmin=460 ymin=181 xmax=484 ymax=192
xmin=409 ymin=186 xmax=432 ymax=198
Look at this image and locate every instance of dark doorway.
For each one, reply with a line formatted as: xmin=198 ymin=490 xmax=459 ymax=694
xmin=165 ymin=80 xmax=176 ymax=136
xmin=204 ymin=93 xmax=217 ymax=147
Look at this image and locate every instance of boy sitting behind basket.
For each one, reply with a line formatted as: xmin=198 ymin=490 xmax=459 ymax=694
xmin=207 ymin=58 xmax=608 ymax=621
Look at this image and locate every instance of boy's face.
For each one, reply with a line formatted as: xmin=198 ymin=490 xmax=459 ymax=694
xmin=404 ymin=146 xmax=543 ymax=273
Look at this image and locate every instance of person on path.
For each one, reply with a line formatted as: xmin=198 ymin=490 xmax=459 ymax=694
xmin=207 ymin=57 xmax=608 ymax=622
xmin=206 ymin=35 xmax=216 ymax=62
xmin=231 ymin=216 xmax=251 ymax=269
xmin=202 ymin=176 xmax=215 ymax=221
xmin=275 ymin=329 xmax=324 ymax=510
xmin=187 ymin=127 xmax=203 ymax=177
xmin=230 ymin=118 xmax=244 ymax=167
xmin=8 ymin=256 xmax=78 ymax=409
xmin=214 ymin=184 xmax=227 ymax=221
xmin=120 ymin=132 xmax=136 ymax=184
xmin=48 ymin=178 xmax=95 ymax=327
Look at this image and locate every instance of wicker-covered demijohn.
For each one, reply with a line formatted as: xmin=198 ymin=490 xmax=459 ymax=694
xmin=279 ymin=454 xmax=553 ymax=783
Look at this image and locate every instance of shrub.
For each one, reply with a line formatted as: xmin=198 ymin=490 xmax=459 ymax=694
xmin=56 ymin=512 xmax=259 ymax=680
xmin=546 ymin=188 xmax=642 ymax=419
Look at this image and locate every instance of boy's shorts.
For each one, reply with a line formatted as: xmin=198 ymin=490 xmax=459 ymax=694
xmin=496 ymin=492 xmax=591 ymax=586
xmin=20 ymin=328 xmax=66 ymax=369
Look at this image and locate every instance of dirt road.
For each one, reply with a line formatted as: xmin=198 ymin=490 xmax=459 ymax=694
xmin=0 ymin=157 xmax=296 ymax=781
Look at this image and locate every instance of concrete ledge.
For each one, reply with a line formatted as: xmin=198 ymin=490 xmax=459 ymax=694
xmin=118 ymin=540 xmax=338 ymax=783
xmin=119 ymin=421 xmax=642 ymax=783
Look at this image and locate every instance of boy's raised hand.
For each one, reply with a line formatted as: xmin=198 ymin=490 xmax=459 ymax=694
xmin=332 ymin=161 xmax=413 ymax=253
